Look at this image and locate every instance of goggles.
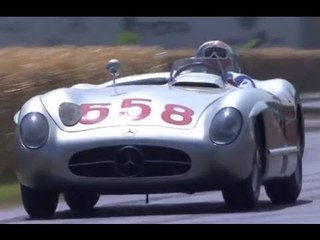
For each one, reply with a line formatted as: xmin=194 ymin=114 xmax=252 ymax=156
xmin=203 ymin=46 xmax=229 ymax=59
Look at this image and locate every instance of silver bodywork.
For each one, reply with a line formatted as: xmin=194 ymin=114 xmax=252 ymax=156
xmin=13 ymin=59 xmax=304 ymax=196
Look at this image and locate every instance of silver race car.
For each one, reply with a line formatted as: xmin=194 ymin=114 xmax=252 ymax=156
xmin=13 ymin=57 xmax=305 ymax=218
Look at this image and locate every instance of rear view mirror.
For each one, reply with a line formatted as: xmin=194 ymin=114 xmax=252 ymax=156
xmin=106 ymin=59 xmax=120 ymax=78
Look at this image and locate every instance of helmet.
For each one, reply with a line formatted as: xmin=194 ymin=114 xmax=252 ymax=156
xmin=196 ymin=40 xmax=240 ymax=73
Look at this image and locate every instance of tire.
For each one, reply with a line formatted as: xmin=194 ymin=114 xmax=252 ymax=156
xmin=264 ymin=157 xmax=302 ymax=204
xmin=20 ymin=184 xmax=59 ymax=219
xmin=222 ymin=123 xmax=263 ymax=211
xmin=64 ymin=192 xmax=100 ymax=213
xmin=264 ymin=105 xmax=303 ymax=204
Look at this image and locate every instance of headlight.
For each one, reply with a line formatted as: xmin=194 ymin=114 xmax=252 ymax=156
xmin=59 ymin=102 xmax=82 ymax=127
xmin=209 ymin=107 xmax=242 ymax=145
xmin=20 ymin=112 xmax=49 ymax=149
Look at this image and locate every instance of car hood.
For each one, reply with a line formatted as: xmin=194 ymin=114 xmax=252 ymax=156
xmin=40 ymin=84 xmax=233 ymax=132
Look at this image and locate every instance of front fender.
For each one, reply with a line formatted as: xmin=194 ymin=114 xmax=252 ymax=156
xmin=14 ymin=110 xmax=20 ymax=125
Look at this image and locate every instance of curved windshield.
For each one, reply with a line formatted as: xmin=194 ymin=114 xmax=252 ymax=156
xmin=169 ymin=57 xmax=226 ymax=81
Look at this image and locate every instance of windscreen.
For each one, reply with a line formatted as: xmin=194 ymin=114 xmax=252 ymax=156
xmin=170 ymin=57 xmax=226 ymax=80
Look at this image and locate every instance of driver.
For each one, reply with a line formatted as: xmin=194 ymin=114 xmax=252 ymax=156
xmin=196 ymin=40 xmax=256 ymax=88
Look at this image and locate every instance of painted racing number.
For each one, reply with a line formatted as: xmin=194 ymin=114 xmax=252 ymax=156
xmin=80 ymin=103 xmax=111 ymax=125
xmin=119 ymin=98 xmax=151 ymax=121
xmin=80 ymin=98 xmax=194 ymax=126
xmin=161 ymin=104 xmax=194 ymax=126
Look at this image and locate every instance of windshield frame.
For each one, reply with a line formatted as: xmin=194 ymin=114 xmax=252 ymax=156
xmin=169 ymin=57 xmax=227 ymax=83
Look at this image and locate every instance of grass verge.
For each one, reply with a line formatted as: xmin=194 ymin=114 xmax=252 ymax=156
xmin=0 ymin=182 xmax=21 ymax=209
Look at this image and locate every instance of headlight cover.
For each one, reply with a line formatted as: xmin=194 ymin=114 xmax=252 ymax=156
xmin=20 ymin=112 xmax=49 ymax=149
xmin=59 ymin=102 xmax=82 ymax=127
xmin=209 ymin=107 xmax=242 ymax=145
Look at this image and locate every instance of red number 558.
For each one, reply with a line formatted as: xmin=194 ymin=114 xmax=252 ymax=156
xmin=80 ymin=98 xmax=194 ymax=126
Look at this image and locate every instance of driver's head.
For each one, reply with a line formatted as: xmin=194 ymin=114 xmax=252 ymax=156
xmin=196 ymin=40 xmax=236 ymax=72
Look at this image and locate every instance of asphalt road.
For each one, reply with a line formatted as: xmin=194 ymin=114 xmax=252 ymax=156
xmin=0 ymin=126 xmax=319 ymax=224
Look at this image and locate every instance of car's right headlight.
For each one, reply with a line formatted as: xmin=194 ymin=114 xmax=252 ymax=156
xmin=20 ymin=112 xmax=49 ymax=149
xmin=209 ymin=107 xmax=242 ymax=145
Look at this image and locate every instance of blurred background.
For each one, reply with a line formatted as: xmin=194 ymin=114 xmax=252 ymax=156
xmin=0 ymin=16 xmax=319 ymax=48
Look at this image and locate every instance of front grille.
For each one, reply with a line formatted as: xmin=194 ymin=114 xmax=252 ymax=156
xmin=69 ymin=146 xmax=191 ymax=178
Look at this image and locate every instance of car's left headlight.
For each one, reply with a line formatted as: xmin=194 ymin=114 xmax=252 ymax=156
xmin=20 ymin=112 xmax=49 ymax=149
xmin=209 ymin=107 xmax=242 ymax=145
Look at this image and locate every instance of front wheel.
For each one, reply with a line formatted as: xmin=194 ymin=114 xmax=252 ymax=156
xmin=222 ymin=118 xmax=265 ymax=211
xmin=64 ymin=192 xmax=100 ymax=213
xmin=20 ymin=184 xmax=59 ymax=219
xmin=264 ymin=156 xmax=302 ymax=204
xmin=264 ymin=103 xmax=303 ymax=204
xmin=222 ymin=141 xmax=263 ymax=211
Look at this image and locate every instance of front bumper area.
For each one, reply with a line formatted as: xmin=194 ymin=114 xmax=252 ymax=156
xmin=15 ymin=125 xmax=255 ymax=194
